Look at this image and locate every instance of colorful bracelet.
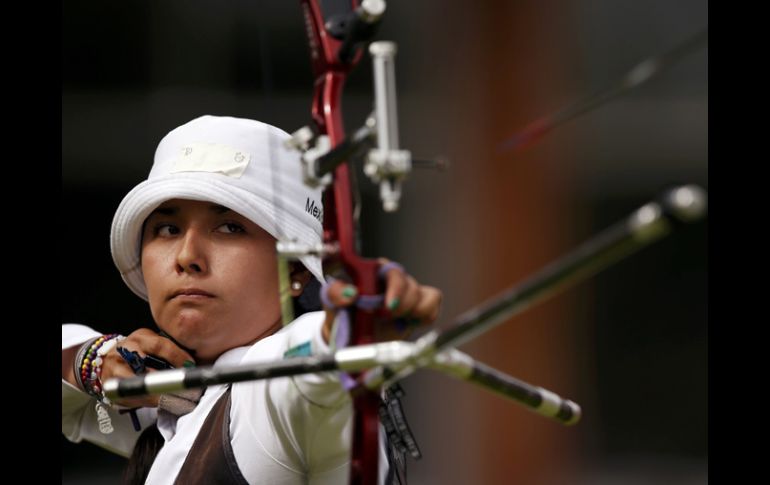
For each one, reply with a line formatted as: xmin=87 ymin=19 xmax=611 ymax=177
xmin=79 ymin=333 xmax=125 ymax=405
xmin=72 ymin=336 xmax=100 ymax=393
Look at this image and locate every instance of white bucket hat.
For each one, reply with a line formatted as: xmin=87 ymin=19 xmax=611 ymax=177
xmin=110 ymin=115 xmax=325 ymax=301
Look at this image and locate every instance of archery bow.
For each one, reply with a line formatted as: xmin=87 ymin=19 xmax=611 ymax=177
xmin=287 ymin=1 xmax=394 ymax=483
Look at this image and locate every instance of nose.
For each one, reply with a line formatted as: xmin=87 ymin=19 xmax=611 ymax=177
xmin=175 ymin=228 xmax=208 ymax=275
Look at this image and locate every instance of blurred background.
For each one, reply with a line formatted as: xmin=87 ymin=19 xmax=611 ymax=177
xmin=62 ymin=1 xmax=707 ymax=483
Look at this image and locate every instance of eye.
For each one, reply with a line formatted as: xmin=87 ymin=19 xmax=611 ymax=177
xmin=154 ymin=223 xmax=179 ymax=237
xmin=216 ymin=222 xmax=246 ymax=234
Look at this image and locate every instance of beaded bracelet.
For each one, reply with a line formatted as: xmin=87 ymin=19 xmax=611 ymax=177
xmin=78 ymin=334 xmax=124 ymax=405
xmin=72 ymin=336 xmax=100 ymax=393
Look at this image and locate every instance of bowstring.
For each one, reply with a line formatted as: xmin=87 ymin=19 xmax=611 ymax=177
xmin=255 ymin=0 xmax=295 ymax=325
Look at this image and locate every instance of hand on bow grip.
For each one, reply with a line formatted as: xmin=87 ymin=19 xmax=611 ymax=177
xmin=321 ymin=259 xmax=443 ymax=344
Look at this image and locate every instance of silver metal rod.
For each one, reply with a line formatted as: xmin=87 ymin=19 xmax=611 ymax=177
xmin=367 ymin=41 xmax=411 ymax=212
xmin=429 ymin=348 xmax=581 ymax=425
xmin=104 ymin=340 xmax=580 ymax=425
xmin=104 ymin=355 xmax=339 ymax=399
xmin=370 ymin=41 xmax=399 ymax=152
xmin=104 ymin=341 xmax=418 ymax=400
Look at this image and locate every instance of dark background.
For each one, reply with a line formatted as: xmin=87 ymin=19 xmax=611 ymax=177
xmin=62 ymin=1 xmax=707 ymax=483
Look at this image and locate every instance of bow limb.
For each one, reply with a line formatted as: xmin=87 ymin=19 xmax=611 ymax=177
xmin=300 ymin=1 xmax=383 ymax=483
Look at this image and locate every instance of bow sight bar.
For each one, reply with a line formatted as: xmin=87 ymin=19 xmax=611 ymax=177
xmin=284 ymin=10 xmax=411 ymax=214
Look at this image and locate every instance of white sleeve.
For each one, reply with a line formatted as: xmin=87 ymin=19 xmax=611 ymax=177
xmin=285 ymin=312 xmax=349 ymax=408
xmin=230 ymin=312 xmax=354 ymax=483
xmin=61 ymin=323 xmax=157 ymax=458
xmin=286 ymin=314 xmax=390 ymax=485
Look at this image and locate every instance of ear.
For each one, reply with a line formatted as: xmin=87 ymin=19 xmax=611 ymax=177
xmin=289 ymin=263 xmax=312 ymax=297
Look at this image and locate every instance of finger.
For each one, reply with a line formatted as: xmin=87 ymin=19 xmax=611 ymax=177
xmin=100 ymin=351 xmax=141 ymax=383
xmin=321 ymin=280 xmax=358 ymax=344
xmin=322 ymin=279 xmax=359 ymax=310
xmin=98 ymin=332 xmax=145 ymax=382
xmin=382 ymin=264 xmax=407 ymax=313
xmin=408 ymin=285 xmax=443 ymax=324
xmin=390 ymin=275 xmax=420 ymax=317
xmin=119 ymin=329 xmax=196 ymax=369
xmin=140 ymin=334 xmax=197 ymax=369
xmin=98 ymin=347 xmax=160 ymax=409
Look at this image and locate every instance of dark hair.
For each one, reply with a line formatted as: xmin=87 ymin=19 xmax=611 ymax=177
xmin=293 ymin=276 xmax=322 ymax=315
xmin=123 ymin=425 xmax=165 ymax=485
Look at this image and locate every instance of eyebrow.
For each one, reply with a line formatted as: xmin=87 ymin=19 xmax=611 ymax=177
xmin=148 ymin=204 xmax=232 ymax=217
xmin=210 ymin=204 xmax=231 ymax=214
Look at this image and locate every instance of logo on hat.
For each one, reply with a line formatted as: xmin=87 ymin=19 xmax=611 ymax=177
xmin=305 ymin=197 xmax=323 ymax=222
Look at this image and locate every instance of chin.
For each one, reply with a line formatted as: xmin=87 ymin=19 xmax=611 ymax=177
xmin=160 ymin=315 xmax=211 ymax=352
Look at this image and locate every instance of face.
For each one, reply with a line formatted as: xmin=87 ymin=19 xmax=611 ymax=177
xmin=140 ymin=199 xmax=282 ymax=363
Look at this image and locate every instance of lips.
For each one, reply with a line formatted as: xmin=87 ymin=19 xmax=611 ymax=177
xmin=169 ymin=288 xmax=215 ymax=300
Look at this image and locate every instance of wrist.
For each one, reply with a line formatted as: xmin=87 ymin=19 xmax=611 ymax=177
xmin=71 ymin=336 xmax=100 ymax=392
xmin=75 ymin=334 xmax=125 ymax=404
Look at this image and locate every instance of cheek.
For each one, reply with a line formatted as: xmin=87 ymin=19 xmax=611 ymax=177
xmin=221 ymin=247 xmax=281 ymax=313
xmin=141 ymin=250 xmax=158 ymax=287
xmin=140 ymin=248 xmax=167 ymax=313
xmin=225 ymin=250 xmax=279 ymax=293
